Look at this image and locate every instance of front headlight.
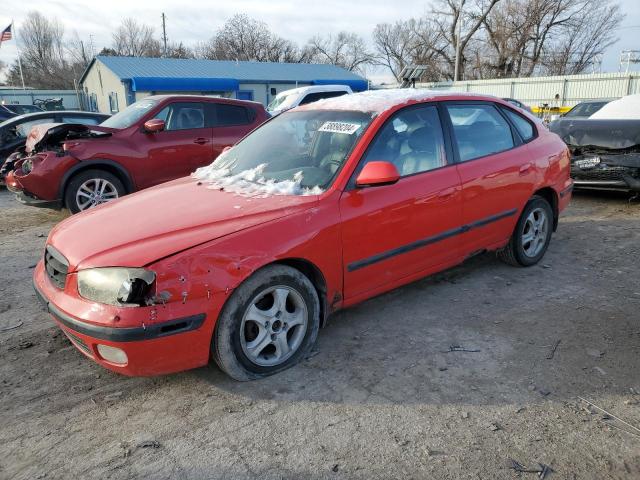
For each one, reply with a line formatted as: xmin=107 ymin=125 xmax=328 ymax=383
xmin=21 ymin=158 xmax=33 ymax=174
xmin=77 ymin=267 xmax=155 ymax=306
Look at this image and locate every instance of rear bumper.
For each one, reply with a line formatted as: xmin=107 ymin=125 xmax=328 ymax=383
xmin=33 ymin=262 xmax=218 ymax=376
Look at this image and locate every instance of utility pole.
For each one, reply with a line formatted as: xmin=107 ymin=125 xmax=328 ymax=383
xmin=161 ymin=13 xmax=168 ymax=57
xmin=453 ymin=0 xmax=464 ymax=83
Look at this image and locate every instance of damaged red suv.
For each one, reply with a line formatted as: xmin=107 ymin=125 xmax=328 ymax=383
xmin=34 ymin=90 xmax=572 ymax=380
xmin=6 ymin=95 xmax=268 ymax=212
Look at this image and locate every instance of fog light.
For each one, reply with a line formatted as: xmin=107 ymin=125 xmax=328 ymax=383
xmin=97 ymin=344 xmax=128 ymax=365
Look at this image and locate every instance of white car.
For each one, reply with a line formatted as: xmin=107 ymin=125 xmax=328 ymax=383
xmin=267 ymin=85 xmax=352 ymax=115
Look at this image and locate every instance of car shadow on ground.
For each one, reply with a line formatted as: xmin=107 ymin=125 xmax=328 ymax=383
xmin=189 ymin=206 xmax=640 ymax=408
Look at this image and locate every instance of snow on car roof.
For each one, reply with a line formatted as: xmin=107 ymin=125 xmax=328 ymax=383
xmin=295 ymin=88 xmax=490 ymax=114
xmin=589 ymin=94 xmax=640 ymax=120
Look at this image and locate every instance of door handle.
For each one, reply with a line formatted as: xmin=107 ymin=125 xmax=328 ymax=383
xmin=194 ymin=138 xmax=209 ymax=145
xmin=437 ymin=187 xmax=457 ymax=199
xmin=519 ymin=163 xmax=532 ymax=175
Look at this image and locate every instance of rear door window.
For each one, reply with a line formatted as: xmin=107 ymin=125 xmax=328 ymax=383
xmin=445 ymin=104 xmax=515 ymax=162
xmin=212 ymin=103 xmax=253 ymax=126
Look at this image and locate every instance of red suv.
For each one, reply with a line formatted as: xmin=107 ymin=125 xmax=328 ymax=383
xmin=6 ymin=95 xmax=268 ymax=212
xmin=34 ymin=90 xmax=572 ymax=379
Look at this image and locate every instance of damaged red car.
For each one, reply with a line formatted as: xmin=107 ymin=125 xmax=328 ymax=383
xmin=33 ymin=90 xmax=573 ymax=380
xmin=6 ymin=95 xmax=268 ymax=213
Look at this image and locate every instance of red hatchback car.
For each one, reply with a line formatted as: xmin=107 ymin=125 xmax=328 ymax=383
xmin=6 ymin=95 xmax=268 ymax=213
xmin=33 ymin=90 xmax=572 ymax=380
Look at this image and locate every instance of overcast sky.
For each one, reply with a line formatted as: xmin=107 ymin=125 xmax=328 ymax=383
xmin=1 ymin=0 xmax=638 ymax=84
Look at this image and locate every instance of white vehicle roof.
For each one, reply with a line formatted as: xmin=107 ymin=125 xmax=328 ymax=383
xmin=274 ymin=85 xmax=353 ymax=99
xmin=589 ymin=94 xmax=640 ymax=120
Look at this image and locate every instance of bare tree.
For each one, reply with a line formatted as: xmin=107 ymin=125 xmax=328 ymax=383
xmin=112 ymin=18 xmax=161 ymax=57
xmin=372 ymin=19 xmax=448 ymax=81
xmin=306 ymin=32 xmax=375 ymax=73
xmin=166 ymin=42 xmax=194 ymax=59
xmin=537 ymin=0 xmax=622 ymax=74
xmin=198 ymin=14 xmax=306 ymax=63
xmin=7 ymin=11 xmax=72 ymax=88
xmin=373 ymin=0 xmax=624 ymax=81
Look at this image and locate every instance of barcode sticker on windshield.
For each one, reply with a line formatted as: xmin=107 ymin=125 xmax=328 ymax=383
xmin=318 ymin=122 xmax=361 ymax=135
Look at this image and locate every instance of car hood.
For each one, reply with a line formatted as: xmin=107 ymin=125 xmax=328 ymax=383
xmin=48 ymin=176 xmax=319 ymax=271
xmin=550 ymin=118 xmax=640 ymax=151
xmin=26 ymin=123 xmax=113 ymax=153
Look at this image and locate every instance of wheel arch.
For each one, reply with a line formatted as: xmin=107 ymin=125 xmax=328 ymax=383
xmin=59 ymin=159 xmax=135 ymax=199
xmin=532 ymin=186 xmax=559 ymax=231
xmin=272 ymin=258 xmax=330 ymax=328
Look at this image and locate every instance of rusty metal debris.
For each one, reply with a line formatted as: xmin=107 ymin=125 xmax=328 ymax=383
xmin=509 ymin=459 xmax=553 ymax=478
xmin=546 ymin=339 xmax=561 ymax=359
xmin=444 ymin=345 xmax=480 ymax=353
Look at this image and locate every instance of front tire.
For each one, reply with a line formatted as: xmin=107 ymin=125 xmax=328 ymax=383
xmin=64 ymin=169 xmax=125 ymax=214
xmin=212 ymin=265 xmax=320 ymax=381
xmin=498 ymin=195 xmax=553 ymax=267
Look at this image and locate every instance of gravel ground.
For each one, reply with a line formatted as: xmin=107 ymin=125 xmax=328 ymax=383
xmin=0 ymin=188 xmax=639 ymax=480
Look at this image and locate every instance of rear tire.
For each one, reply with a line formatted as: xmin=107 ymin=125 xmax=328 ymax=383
xmin=498 ymin=195 xmax=553 ymax=267
xmin=212 ymin=265 xmax=320 ymax=381
xmin=64 ymin=169 xmax=125 ymax=214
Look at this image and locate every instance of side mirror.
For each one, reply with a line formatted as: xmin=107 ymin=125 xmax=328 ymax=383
xmin=355 ymin=161 xmax=400 ymax=188
xmin=143 ymin=118 xmax=165 ymax=133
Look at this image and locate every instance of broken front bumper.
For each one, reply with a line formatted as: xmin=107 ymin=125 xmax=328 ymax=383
xmin=570 ymin=155 xmax=640 ymax=192
xmin=33 ymin=261 xmax=222 ymax=376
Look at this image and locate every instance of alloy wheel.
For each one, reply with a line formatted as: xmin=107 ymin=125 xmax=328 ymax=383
xmin=240 ymin=286 xmax=308 ymax=367
xmin=76 ymin=178 xmax=119 ymax=211
xmin=521 ymin=207 xmax=548 ymax=258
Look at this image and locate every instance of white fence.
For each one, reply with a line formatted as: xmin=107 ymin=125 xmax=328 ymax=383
xmin=418 ymin=72 xmax=640 ymax=109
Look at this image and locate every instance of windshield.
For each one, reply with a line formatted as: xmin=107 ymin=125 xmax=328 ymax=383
xmin=100 ymin=99 xmax=159 ymax=129
xmin=194 ymin=110 xmax=373 ymax=195
xmin=267 ymin=92 xmax=298 ymax=112
xmin=565 ymin=101 xmax=607 ymax=117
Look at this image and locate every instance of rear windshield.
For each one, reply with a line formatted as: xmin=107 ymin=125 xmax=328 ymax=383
xmin=101 ymin=99 xmax=159 ymax=129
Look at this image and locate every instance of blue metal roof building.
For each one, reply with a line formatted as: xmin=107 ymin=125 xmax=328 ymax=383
xmin=79 ymin=56 xmax=368 ymax=113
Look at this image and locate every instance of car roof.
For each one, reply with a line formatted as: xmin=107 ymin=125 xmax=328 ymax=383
xmin=295 ymin=88 xmax=507 ymax=114
xmin=144 ymin=94 xmax=264 ymax=108
xmin=275 ymin=85 xmax=352 ymax=98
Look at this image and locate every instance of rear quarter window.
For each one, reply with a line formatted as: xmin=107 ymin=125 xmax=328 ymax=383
xmin=501 ymin=107 xmax=535 ymax=141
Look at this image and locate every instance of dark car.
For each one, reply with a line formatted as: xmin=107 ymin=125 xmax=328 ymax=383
xmin=562 ymin=100 xmax=610 ymax=119
xmin=0 ymin=111 xmax=110 ymax=177
xmin=502 ymin=98 xmax=532 ymax=113
xmin=0 ymin=104 xmax=44 ymax=121
xmin=550 ymin=118 xmax=640 ymax=194
xmin=6 ymin=95 xmax=269 ymax=212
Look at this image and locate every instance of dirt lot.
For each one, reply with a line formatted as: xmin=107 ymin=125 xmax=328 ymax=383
xmin=0 ymin=188 xmax=639 ymax=480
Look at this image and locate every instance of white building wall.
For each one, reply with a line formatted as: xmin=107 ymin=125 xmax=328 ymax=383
xmin=81 ymin=60 xmax=127 ymax=114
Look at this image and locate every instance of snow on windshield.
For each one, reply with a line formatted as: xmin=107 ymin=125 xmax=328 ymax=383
xmin=589 ymin=94 xmax=640 ymax=120
xmin=296 ymin=88 xmax=483 ymax=114
xmin=193 ymin=155 xmax=324 ymax=197
xmin=192 ymin=109 xmax=372 ymax=197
